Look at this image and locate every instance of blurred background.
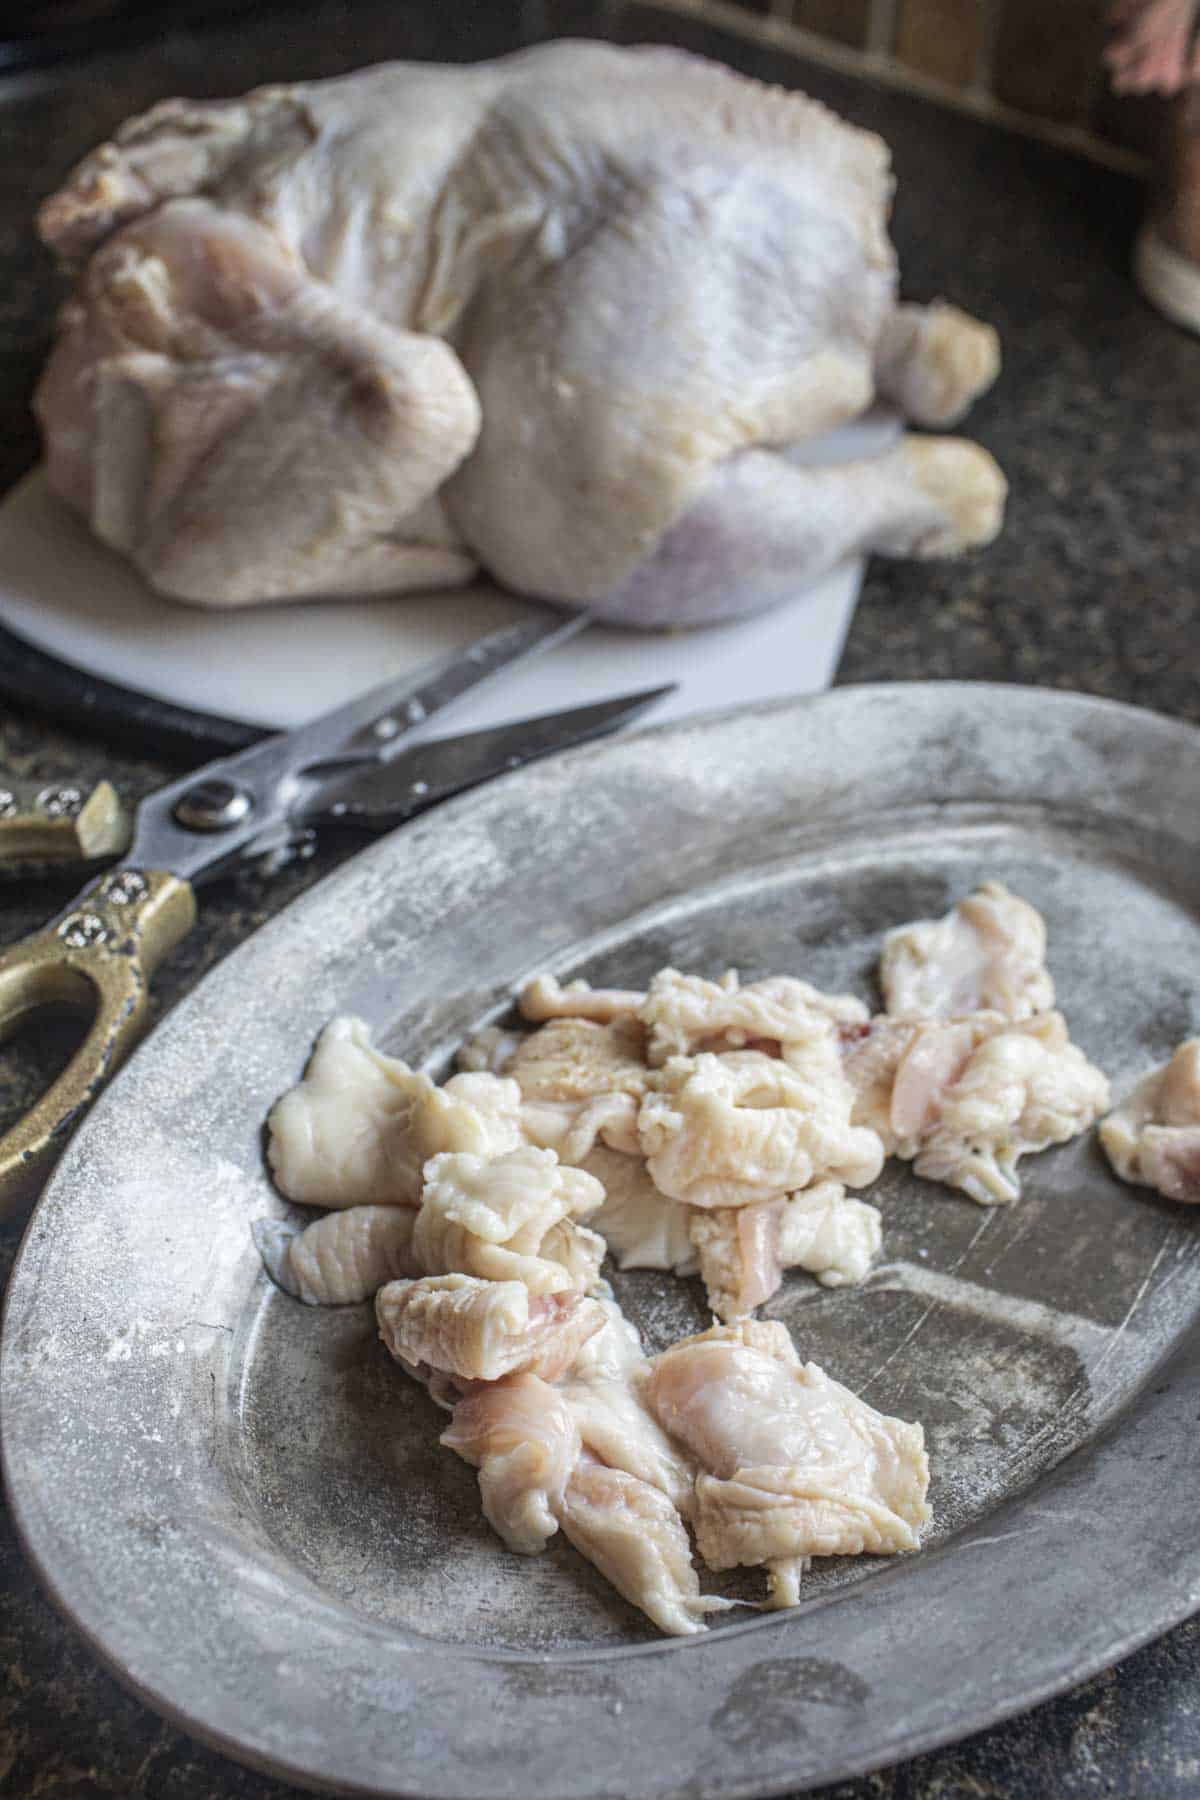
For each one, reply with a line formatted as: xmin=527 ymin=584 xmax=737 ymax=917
xmin=6 ymin=0 xmax=1167 ymax=167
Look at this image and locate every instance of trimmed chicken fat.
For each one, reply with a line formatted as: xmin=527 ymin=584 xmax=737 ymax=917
xmin=257 ymin=880 xmax=1122 ymax=1634
xmin=1101 ymin=1040 xmax=1200 ymax=1203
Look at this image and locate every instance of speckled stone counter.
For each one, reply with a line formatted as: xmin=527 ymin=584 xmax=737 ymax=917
xmin=2 ymin=4 xmax=1200 ymax=1796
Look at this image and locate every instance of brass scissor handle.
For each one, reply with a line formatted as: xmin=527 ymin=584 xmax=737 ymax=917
xmin=0 ymin=867 xmax=196 ymax=1210
xmin=0 ymin=778 xmax=130 ymax=865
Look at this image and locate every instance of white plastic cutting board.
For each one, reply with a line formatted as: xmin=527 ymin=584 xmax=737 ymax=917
xmin=0 ymin=421 xmax=893 ymax=733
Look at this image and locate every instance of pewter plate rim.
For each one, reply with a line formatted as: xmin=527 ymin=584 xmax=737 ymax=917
xmin=4 ymin=681 xmax=1200 ymax=1799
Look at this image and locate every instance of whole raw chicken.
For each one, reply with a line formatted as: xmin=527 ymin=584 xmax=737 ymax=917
xmin=35 ymin=40 xmax=1006 ymax=627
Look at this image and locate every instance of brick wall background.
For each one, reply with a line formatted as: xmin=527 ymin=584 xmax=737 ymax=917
xmin=665 ymin=0 xmax=1164 ymax=169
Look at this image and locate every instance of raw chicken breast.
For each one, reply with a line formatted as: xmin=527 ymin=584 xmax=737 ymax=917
xmin=641 ymin=1320 xmax=930 ymax=1605
xmin=640 ymin=1048 xmax=884 ymax=1209
xmin=414 ymin=1145 xmax=605 ymax=1293
xmin=641 ymin=968 xmax=867 ymax=1065
xmin=254 ymin=1204 xmax=419 ymax=1305
xmin=687 ymin=1179 xmax=882 ymax=1321
xmin=879 ymin=882 xmax=1055 ymax=1020
xmin=840 ymin=1014 xmax=917 ymax=1149
xmin=376 ymin=1273 xmax=606 ymax=1384
xmin=1101 ymin=1040 xmax=1200 ymax=1203
xmin=268 ymin=1016 xmax=523 ymax=1207
xmin=913 ymin=1012 xmax=1110 ymax=1204
xmin=441 ymin=1373 xmax=580 ymax=1554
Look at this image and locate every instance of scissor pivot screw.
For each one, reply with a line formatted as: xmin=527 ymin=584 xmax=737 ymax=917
xmin=174 ymin=779 xmax=254 ymax=833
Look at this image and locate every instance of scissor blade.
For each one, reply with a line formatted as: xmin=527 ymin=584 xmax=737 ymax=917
xmin=307 ymin=686 xmax=675 ymax=826
xmin=124 ymin=609 xmax=589 ymax=884
xmin=269 ymin=609 xmax=589 ymax=777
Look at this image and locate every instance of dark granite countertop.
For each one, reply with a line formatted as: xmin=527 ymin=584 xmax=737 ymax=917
xmin=2 ymin=3 xmax=1200 ymax=1796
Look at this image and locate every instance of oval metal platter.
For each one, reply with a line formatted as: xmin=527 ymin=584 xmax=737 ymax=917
xmin=5 ymin=682 xmax=1200 ymax=1799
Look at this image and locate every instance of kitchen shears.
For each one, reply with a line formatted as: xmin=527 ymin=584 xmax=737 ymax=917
xmin=0 ymin=610 xmax=671 ymax=1207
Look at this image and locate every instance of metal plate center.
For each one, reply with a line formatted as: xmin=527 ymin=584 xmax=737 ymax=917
xmin=6 ymin=686 xmax=1200 ymax=1798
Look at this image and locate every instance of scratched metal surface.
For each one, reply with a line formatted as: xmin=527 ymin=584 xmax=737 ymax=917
xmin=4 ymin=683 xmax=1200 ymax=1799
